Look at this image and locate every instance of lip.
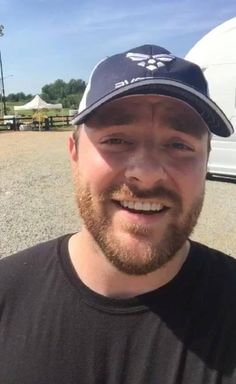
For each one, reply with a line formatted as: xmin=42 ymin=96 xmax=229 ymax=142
xmin=112 ymin=200 xmax=170 ymax=226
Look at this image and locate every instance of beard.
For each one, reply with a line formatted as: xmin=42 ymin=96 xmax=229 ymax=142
xmin=74 ymin=173 xmax=204 ymax=276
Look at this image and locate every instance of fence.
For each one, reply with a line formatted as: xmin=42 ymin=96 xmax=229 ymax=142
xmin=0 ymin=115 xmax=72 ymax=131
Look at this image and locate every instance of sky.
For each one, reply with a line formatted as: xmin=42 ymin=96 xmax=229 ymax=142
xmin=0 ymin=0 xmax=236 ymax=95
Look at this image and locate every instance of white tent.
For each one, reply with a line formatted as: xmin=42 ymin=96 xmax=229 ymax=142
xmin=14 ymin=95 xmax=62 ymax=111
xmin=185 ymin=17 xmax=236 ymax=130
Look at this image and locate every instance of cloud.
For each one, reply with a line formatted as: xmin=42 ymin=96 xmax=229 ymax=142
xmin=3 ymin=0 xmax=236 ymax=94
xmin=43 ymin=0 xmax=235 ymax=38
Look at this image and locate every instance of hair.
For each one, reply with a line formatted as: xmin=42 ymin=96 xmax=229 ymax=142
xmin=208 ymin=132 xmax=212 ymax=154
xmin=72 ymin=125 xmax=81 ymax=150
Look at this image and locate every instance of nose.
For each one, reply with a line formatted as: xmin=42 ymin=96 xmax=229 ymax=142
xmin=124 ymin=147 xmax=168 ymax=189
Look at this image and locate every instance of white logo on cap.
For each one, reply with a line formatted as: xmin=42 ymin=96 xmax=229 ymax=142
xmin=126 ymin=52 xmax=175 ymax=71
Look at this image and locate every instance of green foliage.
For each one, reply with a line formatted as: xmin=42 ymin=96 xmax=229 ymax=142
xmin=6 ymin=92 xmax=33 ymax=102
xmin=42 ymin=79 xmax=67 ymax=101
xmin=6 ymin=78 xmax=86 ymax=109
xmin=41 ymin=78 xmax=86 ymax=108
xmin=58 ymin=93 xmax=83 ymax=108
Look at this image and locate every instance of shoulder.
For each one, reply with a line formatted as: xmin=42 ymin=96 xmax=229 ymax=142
xmin=0 ymin=236 xmax=60 ymax=269
xmin=190 ymin=241 xmax=236 ymax=300
xmin=0 ymin=235 xmax=71 ymax=294
xmin=191 ymin=240 xmax=236 ymax=271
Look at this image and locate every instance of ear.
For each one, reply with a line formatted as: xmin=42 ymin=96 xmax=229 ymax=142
xmin=68 ymin=134 xmax=78 ymax=165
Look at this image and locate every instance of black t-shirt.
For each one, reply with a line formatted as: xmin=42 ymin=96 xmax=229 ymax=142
xmin=0 ymin=235 xmax=236 ymax=384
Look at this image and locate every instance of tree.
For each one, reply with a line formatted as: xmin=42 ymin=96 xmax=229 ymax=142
xmin=66 ymin=79 xmax=86 ymax=95
xmin=59 ymin=93 xmax=83 ymax=108
xmin=6 ymin=78 xmax=86 ymax=109
xmin=6 ymin=92 xmax=32 ymax=102
xmin=41 ymin=78 xmax=86 ymax=108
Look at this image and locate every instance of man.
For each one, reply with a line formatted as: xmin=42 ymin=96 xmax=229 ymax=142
xmin=0 ymin=44 xmax=235 ymax=383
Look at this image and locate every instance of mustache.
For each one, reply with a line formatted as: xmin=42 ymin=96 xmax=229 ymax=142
xmin=107 ymin=184 xmax=182 ymax=206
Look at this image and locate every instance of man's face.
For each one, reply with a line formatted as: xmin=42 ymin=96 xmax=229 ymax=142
xmin=69 ymin=95 xmax=209 ymax=275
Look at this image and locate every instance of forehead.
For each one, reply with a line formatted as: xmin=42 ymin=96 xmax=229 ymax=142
xmin=86 ymin=95 xmax=209 ymax=137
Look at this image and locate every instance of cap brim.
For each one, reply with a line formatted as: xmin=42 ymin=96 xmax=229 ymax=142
xmin=71 ymin=79 xmax=234 ymax=137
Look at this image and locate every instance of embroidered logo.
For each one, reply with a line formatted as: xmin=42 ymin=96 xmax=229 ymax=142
xmin=126 ymin=52 xmax=175 ymax=71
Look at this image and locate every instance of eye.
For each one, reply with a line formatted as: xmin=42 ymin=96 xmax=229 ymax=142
xmin=168 ymin=142 xmax=193 ymax=151
xmin=99 ymin=136 xmax=133 ymax=152
xmin=101 ymin=136 xmax=133 ymax=146
xmin=102 ymin=138 xmax=129 ymax=145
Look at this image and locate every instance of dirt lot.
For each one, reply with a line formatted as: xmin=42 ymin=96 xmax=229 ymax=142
xmin=0 ymin=131 xmax=235 ymax=257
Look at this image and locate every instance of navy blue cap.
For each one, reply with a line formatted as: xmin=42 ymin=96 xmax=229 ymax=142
xmin=71 ymin=44 xmax=234 ymax=137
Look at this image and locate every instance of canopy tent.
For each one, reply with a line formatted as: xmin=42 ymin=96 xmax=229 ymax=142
xmin=14 ymin=95 xmax=62 ymax=111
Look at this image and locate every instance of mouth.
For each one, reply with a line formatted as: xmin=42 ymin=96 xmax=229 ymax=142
xmin=112 ymin=199 xmax=170 ymax=215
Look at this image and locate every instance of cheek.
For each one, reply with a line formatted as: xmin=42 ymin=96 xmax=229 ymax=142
xmin=166 ymin=157 xmax=207 ymax=198
xmin=77 ymin=139 xmax=122 ymax=194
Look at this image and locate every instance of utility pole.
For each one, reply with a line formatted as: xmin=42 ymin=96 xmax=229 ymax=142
xmin=0 ymin=51 xmax=7 ymax=115
xmin=0 ymin=25 xmax=7 ymax=116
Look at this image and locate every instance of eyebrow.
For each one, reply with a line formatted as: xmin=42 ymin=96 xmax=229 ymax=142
xmin=160 ymin=115 xmax=208 ymax=139
xmin=86 ymin=111 xmax=137 ymax=128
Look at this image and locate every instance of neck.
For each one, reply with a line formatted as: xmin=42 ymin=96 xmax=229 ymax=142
xmin=68 ymin=230 xmax=190 ymax=299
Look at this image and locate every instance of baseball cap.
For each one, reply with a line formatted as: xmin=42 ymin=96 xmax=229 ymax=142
xmin=71 ymin=44 xmax=234 ymax=137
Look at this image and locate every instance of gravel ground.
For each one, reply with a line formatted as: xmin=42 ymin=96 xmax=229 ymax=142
xmin=0 ymin=131 xmax=235 ymax=258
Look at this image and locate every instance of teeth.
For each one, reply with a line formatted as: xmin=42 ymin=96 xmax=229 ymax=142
xmin=127 ymin=201 xmax=134 ymax=209
xmin=119 ymin=200 xmax=164 ymax=212
xmin=152 ymin=202 xmax=161 ymax=211
xmin=143 ymin=203 xmax=150 ymax=211
xmin=134 ymin=202 xmax=142 ymax=210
